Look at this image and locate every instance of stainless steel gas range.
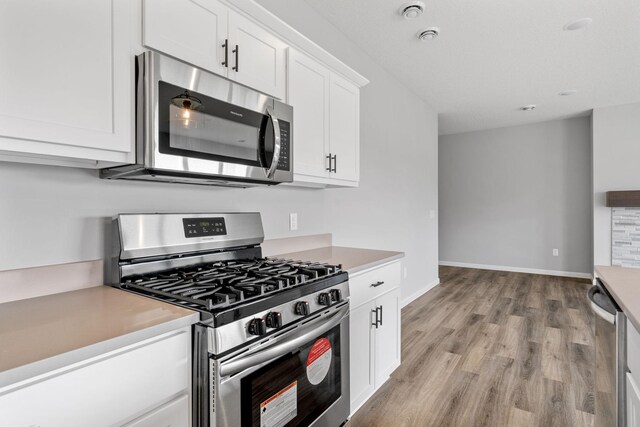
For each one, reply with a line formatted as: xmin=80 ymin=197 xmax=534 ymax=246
xmin=108 ymin=213 xmax=350 ymax=427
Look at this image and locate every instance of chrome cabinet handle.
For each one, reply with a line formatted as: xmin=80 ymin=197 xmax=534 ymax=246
xmin=265 ymin=106 xmax=281 ymax=179
xmin=221 ymin=39 xmax=228 ymax=67
xmin=232 ymin=44 xmax=239 ymax=72
xmin=220 ymin=304 xmax=348 ymax=377
xmin=379 ymin=305 xmax=383 ymax=326
xmin=371 ymin=308 xmax=379 ymax=328
xmin=332 ymin=154 xmax=337 ymax=173
xmin=370 ymin=281 xmax=385 ymax=288
xmin=326 ymin=153 xmax=333 ymax=172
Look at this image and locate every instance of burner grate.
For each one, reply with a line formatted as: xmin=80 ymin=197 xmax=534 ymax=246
xmin=120 ymin=258 xmax=342 ymax=312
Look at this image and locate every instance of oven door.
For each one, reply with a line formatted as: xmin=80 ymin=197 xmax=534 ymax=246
xmin=143 ymin=52 xmax=292 ymax=184
xmin=213 ymin=304 xmax=350 ymax=427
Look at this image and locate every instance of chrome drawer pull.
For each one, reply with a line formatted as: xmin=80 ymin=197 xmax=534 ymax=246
xmin=370 ymin=281 xmax=385 ymax=288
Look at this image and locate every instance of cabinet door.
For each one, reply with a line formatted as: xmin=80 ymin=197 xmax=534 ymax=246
xmin=0 ymin=330 xmax=190 ymax=427
xmin=0 ymin=0 xmax=136 ymax=161
xmin=329 ymin=73 xmax=359 ymax=182
xmin=374 ymin=288 xmax=401 ymax=388
xmin=143 ymin=0 xmax=228 ymax=77
xmin=629 ymin=373 xmax=640 ymax=427
xmin=349 ymin=301 xmax=376 ymax=414
xmin=288 ymin=49 xmax=330 ymax=178
xmin=228 ymin=10 xmax=287 ymax=100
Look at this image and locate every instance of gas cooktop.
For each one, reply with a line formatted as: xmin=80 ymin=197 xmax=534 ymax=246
xmin=121 ymin=258 xmax=343 ymax=312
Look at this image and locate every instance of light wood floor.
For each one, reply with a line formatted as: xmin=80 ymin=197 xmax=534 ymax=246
xmin=347 ymin=266 xmax=594 ymax=427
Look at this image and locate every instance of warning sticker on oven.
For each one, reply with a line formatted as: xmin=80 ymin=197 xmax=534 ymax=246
xmin=260 ymin=381 xmax=297 ymax=427
xmin=306 ymin=337 xmax=332 ymax=385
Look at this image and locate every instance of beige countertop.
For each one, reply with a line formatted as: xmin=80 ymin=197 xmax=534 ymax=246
xmin=272 ymin=246 xmax=404 ymax=275
xmin=595 ymin=266 xmax=640 ymax=332
xmin=0 ymin=286 xmax=199 ymax=387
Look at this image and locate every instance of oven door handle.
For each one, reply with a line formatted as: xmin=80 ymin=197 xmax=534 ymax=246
xmin=219 ymin=304 xmax=348 ymax=377
xmin=264 ymin=105 xmax=281 ymax=179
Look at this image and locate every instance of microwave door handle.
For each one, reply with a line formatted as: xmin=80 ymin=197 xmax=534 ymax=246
xmin=265 ymin=106 xmax=281 ymax=179
xmin=219 ymin=304 xmax=348 ymax=377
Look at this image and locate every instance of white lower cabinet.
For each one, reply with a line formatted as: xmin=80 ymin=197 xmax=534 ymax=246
xmin=373 ymin=288 xmax=401 ymax=387
xmin=629 ymin=319 xmax=640 ymax=427
xmin=125 ymin=393 xmax=190 ymax=427
xmin=0 ymin=328 xmax=191 ymax=427
xmin=349 ymin=301 xmax=375 ymax=408
xmin=628 ymin=373 xmax=640 ymax=427
xmin=349 ymin=261 xmax=402 ymax=415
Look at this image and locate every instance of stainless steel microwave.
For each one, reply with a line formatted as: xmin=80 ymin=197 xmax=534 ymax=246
xmin=101 ymin=51 xmax=293 ymax=187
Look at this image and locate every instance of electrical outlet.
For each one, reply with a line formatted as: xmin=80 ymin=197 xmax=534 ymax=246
xmin=289 ymin=213 xmax=298 ymax=231
xmin=553 ymin=248 xmax=559 ymax=257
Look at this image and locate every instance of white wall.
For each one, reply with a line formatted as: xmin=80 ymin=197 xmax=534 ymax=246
xmin=0 ymin=0 xmax=439 ymax=303
xmin=593 ymin=102 xmax=640 ymax=266
xmin=439 ymin=117 xmax=592 ymax=276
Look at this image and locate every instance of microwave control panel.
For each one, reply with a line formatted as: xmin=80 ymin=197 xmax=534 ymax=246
xmin=183 ymin=217 xmax=227 ymax=238
xmin=277 ymin=121 xmax=291 ymax=171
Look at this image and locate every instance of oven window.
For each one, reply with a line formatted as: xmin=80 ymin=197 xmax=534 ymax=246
xmin=157 ymin=81 xmax=268 ymax=168
xmin=241 ymin=325 xmax=342 ymax=427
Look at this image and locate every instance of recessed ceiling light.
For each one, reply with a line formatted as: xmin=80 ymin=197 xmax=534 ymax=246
xmin=418 ymin=27 xmax=440 ymax=41
xmin=559 ymin=89 xmax=578 ymax=96
xmin=563 ymin=18 xmax=592 ymax=31
xmin=399 ymin=1 xmax=426 ymax=20
xmin=521 ymin=104 xmax=536 ymax=111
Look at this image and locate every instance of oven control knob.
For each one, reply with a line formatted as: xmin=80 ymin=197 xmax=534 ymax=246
xmin=330 ymin=289 xmax=342 ymax=303
xmin=247 ymin=318 xmax=267 ymax=336
xmin=295 ymin=301 xmax=311 ymax=316
xmin=318 ymin=292 xmax=331 ymax=306
xmin=265 ymin=312 xmax=283 ymax=329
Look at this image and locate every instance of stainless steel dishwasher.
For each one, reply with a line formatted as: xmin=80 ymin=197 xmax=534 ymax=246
xmin=589 ymin=278 xmax=626 ymax=427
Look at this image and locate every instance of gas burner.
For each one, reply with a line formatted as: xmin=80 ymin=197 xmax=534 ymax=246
xmin=121 ymin=257 xmax=342 ymax=312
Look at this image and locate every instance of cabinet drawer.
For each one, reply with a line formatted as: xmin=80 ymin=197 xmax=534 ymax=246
xmin=0 ymin=329 xmax=190 ymax=427
xmin=349 ymin=261 xmax=401 ymax=309
xmin=628 ymin=318 xmax=640 ymax=381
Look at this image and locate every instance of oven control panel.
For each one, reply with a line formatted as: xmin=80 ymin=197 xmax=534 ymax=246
xmin=209 ymin=279 xmax=349 ymax=354
xmin=244 ymin=283 xmax=347 ymax=337
xmin=182 ymin=217 xmax=227 ymax=238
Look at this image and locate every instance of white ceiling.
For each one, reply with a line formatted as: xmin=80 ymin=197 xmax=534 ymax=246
xmin=303 ymin=0 xmax=640 ymax=135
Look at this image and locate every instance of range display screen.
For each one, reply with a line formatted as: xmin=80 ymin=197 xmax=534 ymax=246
xmin=182 ymin=217 xmax=227 ymax=238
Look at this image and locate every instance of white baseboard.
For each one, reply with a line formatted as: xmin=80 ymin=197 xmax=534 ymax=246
xmin=401 ymin=278 xmax=440 ymax=308
xmin=438 ymin=261 xmax=593 ymax=280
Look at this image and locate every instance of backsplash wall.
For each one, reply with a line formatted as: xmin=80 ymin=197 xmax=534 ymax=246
xmin=612 ymin=207 xmax=640 ymax=267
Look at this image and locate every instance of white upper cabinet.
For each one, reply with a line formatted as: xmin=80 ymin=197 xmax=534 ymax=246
xmin=143 ymin=0 xmax=228 ymax=77
xmin=0 ymin=0 xmax=139 ymax=166
xmin=0 ymin=0 xmax=366 ymax=172
xmin=143 ymin=0 xmax=287 ymax=99
xmin=287 ymin=49 xmax=363 ymax=187
xmin=227 ymin=10 xmax=287 ymax=100
xmin=288 ymin=49 xmax=331 ymax=178
xmin=329 ymin=73 xmax=360 ymax=182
